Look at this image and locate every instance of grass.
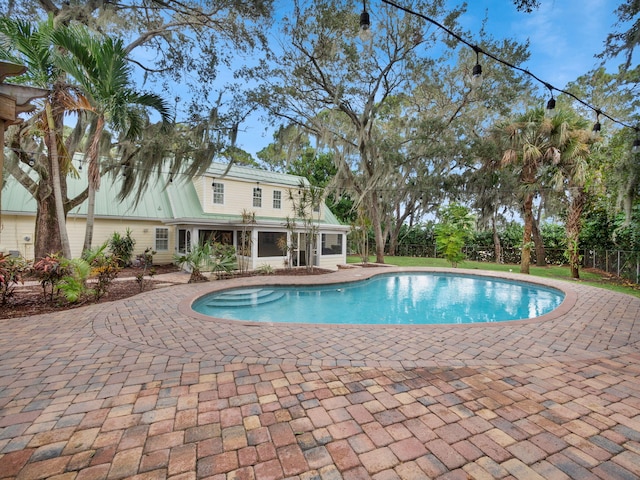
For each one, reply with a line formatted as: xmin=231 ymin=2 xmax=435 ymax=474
xmin=347 ymin=255 xmax=640 ymax=298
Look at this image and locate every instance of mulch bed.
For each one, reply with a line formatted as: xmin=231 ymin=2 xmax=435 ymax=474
xmin=0 ymin=265 xmax=334 ymax=320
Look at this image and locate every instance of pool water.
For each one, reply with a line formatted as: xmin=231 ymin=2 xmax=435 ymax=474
xmin=192 ymin=273 xmax=565 ymax=325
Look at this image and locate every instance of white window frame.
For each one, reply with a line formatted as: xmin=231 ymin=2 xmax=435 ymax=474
xmin=155 ymin=227 xmax=169 ymax=251
xmin=273 ymin=190 xmax=282 ymax=209
xmin=212 ymin=182 xmax=224 ymax=204
xmin=253 ymin=187 xmax=262 ymax=208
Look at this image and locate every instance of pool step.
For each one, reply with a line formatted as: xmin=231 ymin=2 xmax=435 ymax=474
xmin=205 ymin=288 xmax=285 ymax=307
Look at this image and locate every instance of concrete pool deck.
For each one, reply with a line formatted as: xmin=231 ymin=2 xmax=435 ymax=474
xmin=1 ymin=266 xmax=639 ymax=479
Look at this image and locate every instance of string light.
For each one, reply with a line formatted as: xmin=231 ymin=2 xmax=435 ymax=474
xmin=544 ymin=84 xmax=556 ymax=116
xmin=591 ymin=110 xmax=602 ymax=139
xmin=471 ymin=46 xmax=483 ymax=88
xmin=377 ymin=0 xmax=638 ymax=146
xmin=359 ymin=0 xmax=373 ymax=42
xmin=633 ymin=128 xmax=640 ymax=154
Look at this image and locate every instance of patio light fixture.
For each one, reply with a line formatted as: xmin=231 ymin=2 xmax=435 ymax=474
xmin=471 ymin=46 xmax=483 ymax=88
xmin=359 ymin=0 xmax=373 ymax=42
xmin=633 ymin=128 xmax=640 ymax=154
xmin=545 ymin=84 xmax=556 ymax=116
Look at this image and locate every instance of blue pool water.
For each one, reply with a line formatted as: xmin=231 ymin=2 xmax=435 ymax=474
xmin=191 ymin=273 xmax=565 ymax=325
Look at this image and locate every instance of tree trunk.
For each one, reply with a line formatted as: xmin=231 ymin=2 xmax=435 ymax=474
xmin=566 ymin=190 xmax=587 ymax=279
xmin=83 ymin=116 xmax=104 ymax=252
xmin=83 ymin=185 xmax=96 ymax=252
xmin=369 ymin=199 xmax=386 ymax=264
xmin=531 ymin=215 xmax=547 ymax=267
xmin=34 ymin=190 xmax=62 ymax=260
xmin=45 ymin=101 xmax=72 ymax=259
xmin=492 ymin=215 xmax=502 ymax=263
xmin=520 ymin=192 xmax=533 ymax=274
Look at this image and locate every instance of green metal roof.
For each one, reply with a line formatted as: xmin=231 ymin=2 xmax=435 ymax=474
xmin=2 ymin=160 xmax=345 ymax=228
xmin=2 ymin=163 xmax=173 ymax=220
xmin=206 ymin=162 xmax=310 ymax=188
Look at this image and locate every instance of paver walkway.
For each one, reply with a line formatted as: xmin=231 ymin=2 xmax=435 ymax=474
xmin=1 ymin=267 xmax=639 ymax=479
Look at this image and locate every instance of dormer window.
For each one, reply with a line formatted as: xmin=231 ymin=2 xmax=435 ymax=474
xmin=212 ymin=181 xmax=224 ymax=204
xmin=253 ymin=186 xmax=262 ymax=207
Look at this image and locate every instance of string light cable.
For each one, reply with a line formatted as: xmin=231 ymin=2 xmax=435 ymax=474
xmin=379 ymin=0 xmax=638 ymax=139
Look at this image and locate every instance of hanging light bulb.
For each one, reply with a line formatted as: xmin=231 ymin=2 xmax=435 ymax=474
xmin=591 ymin=111 xmax=601 ymax=139
xmin=633 ymin=129 xmax=640 ymax=154
xmin=359 ymin=0 xmax=372 ymax=42
xmin=471 ymin=46 xmax=483 ymax=88
xmin=545 ymin=84 xmax=556 ymax=117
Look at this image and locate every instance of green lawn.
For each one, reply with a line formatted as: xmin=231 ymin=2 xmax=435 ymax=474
xmin=347 ymin=255 xmax=640 ymax=298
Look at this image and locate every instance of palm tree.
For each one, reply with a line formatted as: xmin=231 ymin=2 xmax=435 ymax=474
xmin=494 ymin=107 xmax=594 ymax=275
xmin=548 ymin=111 xmax=593 ymax=279
xmin=494 ymin=108 xmax=565 ymax=274
xmin=52 ymin=27 xmax=172 ymax=252
xmin=0 ymin=17 xmax=75 ymax=258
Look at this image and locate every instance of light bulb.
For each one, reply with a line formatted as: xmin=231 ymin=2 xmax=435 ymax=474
xmin=359 ymin=10 xmax=372 ymax=42
xmin=471 ymin=63 xmax=483 ymax=88
xmin=546 ymin=97 xmax=556 ymax=117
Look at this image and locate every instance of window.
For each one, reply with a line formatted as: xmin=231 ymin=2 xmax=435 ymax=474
xmin=178 ymin=229 xmax=191 ymax=253
xmin=273 ymin=190 xmax=282 ymax=209
xmin=321 ymin=233 xmax=343 ymax=255
xmin=253 ymin=187 xmax=262 ymax=207
xmin=199 ymin=229 xmax=234 ymax=245
xmin=237 ymin=230 xmax=252 ymax=256
xmin=212 ymin=182 xmax=224 ymax=204
xmin=258 ymin=231 xmax=286 ymax=257
xmin=155 ymin=227 xmax=169 ymax=251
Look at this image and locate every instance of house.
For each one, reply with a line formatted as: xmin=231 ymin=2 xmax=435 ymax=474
xmin=0 ymin=160 xmax=350 ymax=270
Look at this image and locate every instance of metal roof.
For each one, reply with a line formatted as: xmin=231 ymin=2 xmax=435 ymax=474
xmin=2 ymin=159 xmax=345 ymax=228
xmin=206 ymin=162 xmax=310 ymax=188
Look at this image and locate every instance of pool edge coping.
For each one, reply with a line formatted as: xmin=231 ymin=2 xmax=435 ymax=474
xmin=177 ymin=266 xmax=578 ymax=329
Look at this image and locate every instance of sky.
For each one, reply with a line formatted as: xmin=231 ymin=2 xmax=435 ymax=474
xmin=232 ymin=0 xmax=623 ymax=157
xmin=454 ymin=0 xmax=618 ymax=88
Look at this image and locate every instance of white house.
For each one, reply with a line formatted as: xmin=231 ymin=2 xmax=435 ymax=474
xmin=0 ymin=160 xmax=350 ymax=270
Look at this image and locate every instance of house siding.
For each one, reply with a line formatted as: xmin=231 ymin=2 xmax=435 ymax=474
xmin=1 ymin=160 xmax=347 ymax=269
xmin=204 ymin=176 xmax=324 ymax=221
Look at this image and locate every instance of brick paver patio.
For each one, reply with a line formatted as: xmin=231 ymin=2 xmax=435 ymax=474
xmin=1 ymin=266 xmax=639 ymax=479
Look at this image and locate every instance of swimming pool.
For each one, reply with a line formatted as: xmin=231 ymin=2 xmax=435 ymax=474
xmin=191 ymin=272 xmax=565 ymax=325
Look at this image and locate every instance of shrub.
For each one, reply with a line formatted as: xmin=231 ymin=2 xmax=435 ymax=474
xmin=109 ymin=228 xmax=136 ymax=267
xmin=134 ymin=248 xmax=155 ymax=267
xmin=57 ymin=258 xmax=91 ymax=303
xmin=256 ymin=264 xmax=274 ymax=275
xmin=33 ymin=253 xmax=69 ymax=302
xmin=0 ymin=254 xmax=30 ymax=305
xmin=434 ymin=204 xmax=474 ymax=267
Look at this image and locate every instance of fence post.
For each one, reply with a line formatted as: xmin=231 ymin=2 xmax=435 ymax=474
xmin=618 ymin=250 xmax=621 ymax=277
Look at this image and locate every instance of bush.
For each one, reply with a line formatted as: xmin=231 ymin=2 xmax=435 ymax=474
xmin=82 ymin=243 xmax=120 ymax=300
xmin=0 ymin=254 xmax=30 ymax=305
xmin=57 ymin=258 xmax=91 ymax=303
xmin=109 ymin=228 xmax=136 ymax=267
xmin=256 ymin=264 xmax=274 ymax=275
xmin=434 ymin=204 xmax=474 ymax=267
xmin=33 ymin=253 xmax=70 ymax=302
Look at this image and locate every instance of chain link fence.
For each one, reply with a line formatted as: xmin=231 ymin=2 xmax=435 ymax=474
xmin=583 ymin=250 xmax=640 ymax=285
xmin=391 ymin=244 xmax=640 ymax=285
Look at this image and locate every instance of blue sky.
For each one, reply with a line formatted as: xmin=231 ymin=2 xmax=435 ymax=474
xmin=453 ymin=0 xmax=619 ymax=89
xmin=233 ymin=0 xmax=622 ymax=157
